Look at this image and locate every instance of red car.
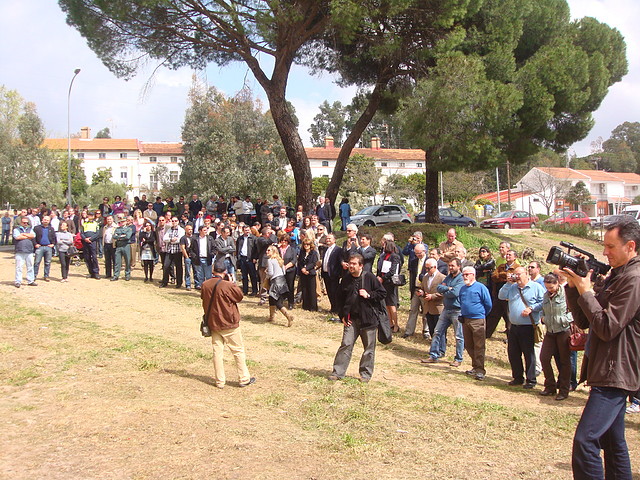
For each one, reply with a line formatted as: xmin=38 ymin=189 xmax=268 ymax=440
xmin=480 ymin=210 xmax=539 ymax=229
xmin=543 ymin=210 xmax=591 ymax=226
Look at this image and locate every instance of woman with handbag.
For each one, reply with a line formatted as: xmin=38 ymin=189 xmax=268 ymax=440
xmin=540 ymin=273 xmax=573 ymax=401
xmin=297 ymin=238 xmax=319 ymax=311
xmin=55 ymin=221 xmax=74 ymax=282
xmin=377 ymin=240 xmax=401 ymax=333
xmin=266 ymin=245 xmax=294 ymax=326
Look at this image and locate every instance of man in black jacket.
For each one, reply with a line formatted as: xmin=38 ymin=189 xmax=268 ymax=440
xmin=329 ymin=253 xmax=386 ymax=382
xmin=321 ymin=233 xmax=343 ymax=321
xmin=237 ymin=225 xmax=259 ymax=295
xmin=33 ymin=215 xmax=55 ymax=281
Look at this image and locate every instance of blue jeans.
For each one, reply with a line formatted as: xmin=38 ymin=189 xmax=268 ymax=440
xmin=15 ymin=252 xmax=35 ymax=285
xmin=224 ymin=257 xmax=235 ymax=276
xmin=429 ymin=308 xmax=463 ymax=362
xmin=184 ymin=257 xmax=195 ymax=288
xmin=572 ymin=386 xmax=632 ymax=479
xmin=34 ymin=245 xmax=53 ymax=278
xmin=193 ymin=258 xmax=211 ymax=288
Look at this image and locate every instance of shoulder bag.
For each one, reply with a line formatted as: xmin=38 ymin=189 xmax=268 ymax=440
xmin=568 ymin=322 xmax=587 ymax=351
xmin=200 ymin=278 xmax=223 ymax=337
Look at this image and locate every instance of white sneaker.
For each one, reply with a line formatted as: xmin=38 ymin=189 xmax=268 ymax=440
xmin=626 ymin=403 xmax=640 ymax=414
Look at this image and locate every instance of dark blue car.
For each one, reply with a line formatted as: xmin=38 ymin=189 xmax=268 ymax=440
xmin=414 ymin=207 xmax=477 ymax=227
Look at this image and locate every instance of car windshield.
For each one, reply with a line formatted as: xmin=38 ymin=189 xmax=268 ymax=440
xmin=494 ymin=211 xmax=513 ymax=218
xmin=548 ymin=212 xmax=569 ymax=219
xmin=356 ymin=206 xmax=378 ymax=216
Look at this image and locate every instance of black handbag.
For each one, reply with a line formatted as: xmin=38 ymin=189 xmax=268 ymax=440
xmin=377 ymin=299 xmax=393 ymax=344
xmin=201 ymin=278 xmax=223 ymax=337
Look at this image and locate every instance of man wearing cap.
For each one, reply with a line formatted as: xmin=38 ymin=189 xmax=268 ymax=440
xmin=111 ymin=215 xmax=133 ymax=281
xmin=80 ymin=211 xmax=102 ymax=279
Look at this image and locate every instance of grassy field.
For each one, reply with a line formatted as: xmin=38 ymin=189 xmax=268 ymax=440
xmin=0 ymin=227 xmax=638 ymax=480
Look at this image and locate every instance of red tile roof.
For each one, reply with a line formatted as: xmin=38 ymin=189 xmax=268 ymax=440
xmin=306 ymin=147 xmax=425 ymax=161
xmin=475 ymin=190 xmax=533 ymax=203
xmin=43 ymin=138 xmax=139 ymax=150
xmin=139 ymin=142 xmax=183 ymax=155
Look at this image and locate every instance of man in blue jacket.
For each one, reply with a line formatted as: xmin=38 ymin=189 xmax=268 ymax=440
xmin=422 ymin=258 xmax=465 ymax=367
xmin=459 ymin=266 xmax=492 ymax=380
xmin=499 ymin=266 xmax=545 ymax=388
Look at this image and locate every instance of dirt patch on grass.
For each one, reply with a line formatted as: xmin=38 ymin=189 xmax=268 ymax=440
xmin=0 ymin=230 xmax=638 ymax=480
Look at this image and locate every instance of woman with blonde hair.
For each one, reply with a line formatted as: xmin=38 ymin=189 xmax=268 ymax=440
xmin=266 ymin=245 xmax=294 ymax=326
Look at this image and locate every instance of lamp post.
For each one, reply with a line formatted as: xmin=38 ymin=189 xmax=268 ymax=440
xmin=67 ymin=68 xmax=81 ymax=207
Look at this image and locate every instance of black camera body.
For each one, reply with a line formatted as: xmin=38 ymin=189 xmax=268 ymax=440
xmin=546 ymin=241 xmax=610 ymax=278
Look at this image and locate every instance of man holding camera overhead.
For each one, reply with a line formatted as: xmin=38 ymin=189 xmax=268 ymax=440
xmin=562 ymin=216 xmax=640 ymax=480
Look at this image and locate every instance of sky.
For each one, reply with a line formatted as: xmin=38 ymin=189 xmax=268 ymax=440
xmin=0 ymin=1 xmax=638 ymax=158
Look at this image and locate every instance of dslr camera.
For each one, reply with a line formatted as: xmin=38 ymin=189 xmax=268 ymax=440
xmin=546 ymin=241 xmax=610 ymax=278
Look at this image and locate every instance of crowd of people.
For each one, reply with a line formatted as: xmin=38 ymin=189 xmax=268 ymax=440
xmin=6 ymin=193 xmax=640 ymax=478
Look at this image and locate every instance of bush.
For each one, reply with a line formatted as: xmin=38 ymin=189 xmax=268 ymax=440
xmin=539 ymin=222 xmax=597 ymax=241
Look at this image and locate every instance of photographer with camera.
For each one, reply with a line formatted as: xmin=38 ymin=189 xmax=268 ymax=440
xmin=560 ymin=216 xmax=640 ymax=479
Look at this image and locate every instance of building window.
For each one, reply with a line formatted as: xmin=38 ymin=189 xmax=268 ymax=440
xmin=416 ymin=162 xmax=422 ymax=168
xmin=120 ymin=171 xmax=128 ymax=184
xmin=98 ymin=153 xmax=106 ymax=159
xmin=170 ymin=171 xmax=179 ymax=183
xmin=150 ymin=174 xmax=158 ymax=191
xmin=77 ymin=153 xmax=84 ymax=159
xmin=399 ymin=162 xmax=406 ymax=167
xmin=321 ymin=161 xmax=329 ymax=167
xmin=149 ymin=156 xmax=157 ymax=163
xmin=120 ymin=153 xmax=128 ymax=159
xmin=170 ymin=156 xmax=178 ymax=163
xmin=380 ymin=162 xmax=388 ymax=167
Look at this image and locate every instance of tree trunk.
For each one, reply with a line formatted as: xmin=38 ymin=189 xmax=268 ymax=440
xmin=325 ymin=81 xmax=388 ymax=205
xmin=424 ymin=150 xmax=439 ymax=223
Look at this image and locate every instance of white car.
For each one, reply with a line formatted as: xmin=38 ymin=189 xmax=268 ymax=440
xmin=350 ymin=205 xmax=413 ymax=227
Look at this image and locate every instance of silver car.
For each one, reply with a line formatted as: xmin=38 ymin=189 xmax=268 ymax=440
xmin=350 ymin=204 xmax=413 ymax=227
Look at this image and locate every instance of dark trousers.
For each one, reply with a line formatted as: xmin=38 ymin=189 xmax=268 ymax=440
xmin=238 ymin=255 xmax=258 ymax=294
xmin=486 ymin=298 xmax=510 ymax=338
xmin=103 ymin=243 xmax=115 ymax=279
xmin=143 ymin=260 xmax=155 ymax=280
xmin=425 ymin=312 xmax=440 ymax=337
xmin=462 ymin=317 xmax=486 ymax=375
xmin=507 ymin=324 xmax=536 ymax=385
xmin=83 ymin=241 xmax=99 ymax=276
xmin=162 ymin=252 xmax=183 ymax=286
xmin=285 ymin=269 xmax=296 ymax=306
xmin=59 ymin=253 xmax=70 ymax=279
xmin=322 ymin=272 xmax=339 ymax=314
xmin=572 ymin=386 xmax=632 ymax=479
xmin=299 ymin=274 xmax=318 ymax=311
xmin=540 ymin=330 xmax=571 ymax=395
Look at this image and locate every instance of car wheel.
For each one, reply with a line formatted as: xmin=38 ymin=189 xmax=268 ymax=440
xmin=364 ymin=220 xmax=375 ymax=227
xmin=530 ymin=223 xmax=536 ymax=229
xmin=401 ymin=219 xmax=411 ymax=223
xmin=467 ymin=221 xmax=475 ymax=227
xmin=503 ymin=222 xmax=511 ymax=229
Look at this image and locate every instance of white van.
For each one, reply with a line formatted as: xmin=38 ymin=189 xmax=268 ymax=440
xmin=622 ymin=205 xmax=640 ymax=222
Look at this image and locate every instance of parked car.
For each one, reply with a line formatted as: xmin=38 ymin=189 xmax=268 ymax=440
xmin=480 ymin=210 xmax=539 ymax=229
xmin=350 ymin=204 xmax=413 ymax=227
xmin=591 ymin=214 xmax=629 ymax=230
xmin=414 ymin=207 xmax=477 ymax=227
xmin=543 ymin=210 xmax=591 ymax=226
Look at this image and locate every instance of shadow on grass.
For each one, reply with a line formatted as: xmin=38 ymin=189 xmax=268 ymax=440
xmin=162 ymin=368 xmax=220 ymax=387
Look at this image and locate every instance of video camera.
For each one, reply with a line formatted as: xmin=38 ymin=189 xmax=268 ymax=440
xmin=546 ymin=241 xmax=610 ymax=279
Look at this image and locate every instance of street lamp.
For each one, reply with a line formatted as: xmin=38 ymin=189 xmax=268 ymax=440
xmin=67 ymin=68 xmax=81 ymax=207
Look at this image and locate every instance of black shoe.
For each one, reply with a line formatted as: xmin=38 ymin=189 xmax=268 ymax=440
xmin=158 ymin=283 xmax=167 ymax=288
xmin=523 ymin=383 xmax=536 ymax=390
xmin=110 ymin=277 xmax=119 ymax=282
xmin=239 ymin=377 xmax=256 ymax=388
xmin=475 ymin=373 xmax=485 ymax=381
xmin=555 ymin=393 xmax=568 ymax=401
xmin=93 ymin=275 xmax=101 ymax=280
xmin=401 ymin=333 xmax=411 ymax=339
xmin=508 ymin=379 xmax=523 ymax=386
xmin=539 ymin=389 xmax=556 ymax=397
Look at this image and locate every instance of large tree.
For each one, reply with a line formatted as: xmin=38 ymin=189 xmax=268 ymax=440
xmin=0 ymin=86 xmax=63 ymax=207
xmin=398 ymin=0 xmax=626 ymax=222
xmin=58 ymin=0 xmax=484 ymax=210
xmin=178 ymin=80 xmax=288 ymax=198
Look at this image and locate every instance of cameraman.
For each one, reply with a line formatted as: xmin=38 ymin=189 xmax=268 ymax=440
xmin=563 ymin=216 xmax=640 ymax=479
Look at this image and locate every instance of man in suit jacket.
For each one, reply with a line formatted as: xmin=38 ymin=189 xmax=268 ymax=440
xmin=341 ymin=223 xmax=360 ymax=271
xmin=236 ymin=225 xmax=259 ymax=295
xmin=419 ymin=258 xmax=446 ymax=341
xmin=402 ymin=243 xmax=430 ymax=338
xmin=190 ymin=224 xmax=216 ymax=289
xmin=402 ymin=231 xmax=429 ymax=297
xmin=358 ymin=233 xmax=376 ymax=273
xmin=321 ymin=233 xmax=343 ymax=320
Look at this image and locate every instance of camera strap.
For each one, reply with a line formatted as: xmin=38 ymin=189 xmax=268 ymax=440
xmin=517 ymin=287 xmax=537 ymax=326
